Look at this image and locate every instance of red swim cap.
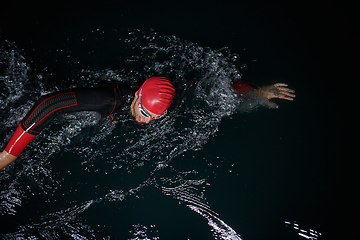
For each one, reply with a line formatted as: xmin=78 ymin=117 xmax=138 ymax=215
xmin=136 ymin=76 xmax=175 ymax=115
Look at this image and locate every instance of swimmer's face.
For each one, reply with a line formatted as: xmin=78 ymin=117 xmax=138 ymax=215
xmin=130 ymin=94 xmax=161 ymax=124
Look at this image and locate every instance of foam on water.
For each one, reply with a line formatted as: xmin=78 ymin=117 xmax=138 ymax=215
xmin=0 ymin=29 xmax=251 ymax=239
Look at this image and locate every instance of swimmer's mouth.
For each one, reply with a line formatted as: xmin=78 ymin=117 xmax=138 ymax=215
xmin=131 ymin=116 xmax=144 ymax=125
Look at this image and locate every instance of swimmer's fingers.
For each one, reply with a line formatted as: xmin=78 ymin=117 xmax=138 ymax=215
xmin=273 ymin=83 xmax=288 ymax=87
xmin=273 ymin=83 xmax=295 ymax=93
xmin=277 ymin=90 xmax=296 ymax=101
xmin=277 ymin=87 xmax=295 ymax=93
xmin=257 ymin=83 xmax=296 ymax=102
xmin=273 ymin=83 xmax=296 ymax=101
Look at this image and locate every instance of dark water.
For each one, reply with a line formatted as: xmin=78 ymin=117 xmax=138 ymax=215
xmin=0 ymin=0 xmax=348 ymax=239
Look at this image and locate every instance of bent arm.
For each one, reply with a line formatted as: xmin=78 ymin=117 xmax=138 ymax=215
xmin=1 ymin=85 xmax=120 ymax=170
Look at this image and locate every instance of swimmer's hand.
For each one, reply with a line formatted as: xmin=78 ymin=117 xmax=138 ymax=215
xmin=255 ymin=83 xmax=295 ymax=108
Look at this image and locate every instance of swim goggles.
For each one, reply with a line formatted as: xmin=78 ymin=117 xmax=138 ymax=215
xmin=138 ymin=89 xmax=167 ymax=120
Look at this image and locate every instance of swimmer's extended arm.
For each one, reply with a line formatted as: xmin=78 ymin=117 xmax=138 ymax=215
xmin=233 ymin=81 xmax=295 ymax=109
xmin=254 ymin=83 xmax=295 ymax=108
xmin=0 ymin=151 xmax=17 ymax=170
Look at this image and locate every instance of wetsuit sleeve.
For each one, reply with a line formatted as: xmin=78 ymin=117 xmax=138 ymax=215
xmin=232 ymin=80 xmax=255 ymax=97
xmin=232 ymin=80 xmax=264 ymax=112
xmin=5 ymin=85 xmax=120 ymax=157
xmin=4 ymin=125 xmax=36 ymax=157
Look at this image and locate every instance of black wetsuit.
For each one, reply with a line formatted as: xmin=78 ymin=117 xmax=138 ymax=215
xmin=21 ymin=82 xmax=134 ymax=135
xmin=5 ymin=82 xmax=135 ymax=157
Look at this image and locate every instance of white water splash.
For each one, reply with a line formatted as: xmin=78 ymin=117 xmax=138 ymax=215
xmin=1 ymin=29 xmax=248 ymax=239
xmin=189 ymin=205 xmax=241 ymax=240
xmin=161 ymin=177 xmax=241 ymax=240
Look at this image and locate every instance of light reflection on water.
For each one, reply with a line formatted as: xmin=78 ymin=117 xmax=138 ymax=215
xmin=284 ymin=221 xmax=322 ymax=240
xmin=1 ymin=29 xmax=249 ymax=239
xmin=1 ymin=28 xmax=328 ymax=240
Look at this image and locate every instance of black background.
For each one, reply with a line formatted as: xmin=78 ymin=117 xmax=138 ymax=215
xmin=1 ymin=0 xmax=354 ymax=238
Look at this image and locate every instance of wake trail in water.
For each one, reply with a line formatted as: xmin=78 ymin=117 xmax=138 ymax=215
xmin=161 ymin=177 xmax=242 ymax=240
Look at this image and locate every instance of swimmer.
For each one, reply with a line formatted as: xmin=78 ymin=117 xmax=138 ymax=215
xmin=0 ymin=76 xmax=175 ymax=170
xmin=0 ymin=77 xmax=295 ymax=170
